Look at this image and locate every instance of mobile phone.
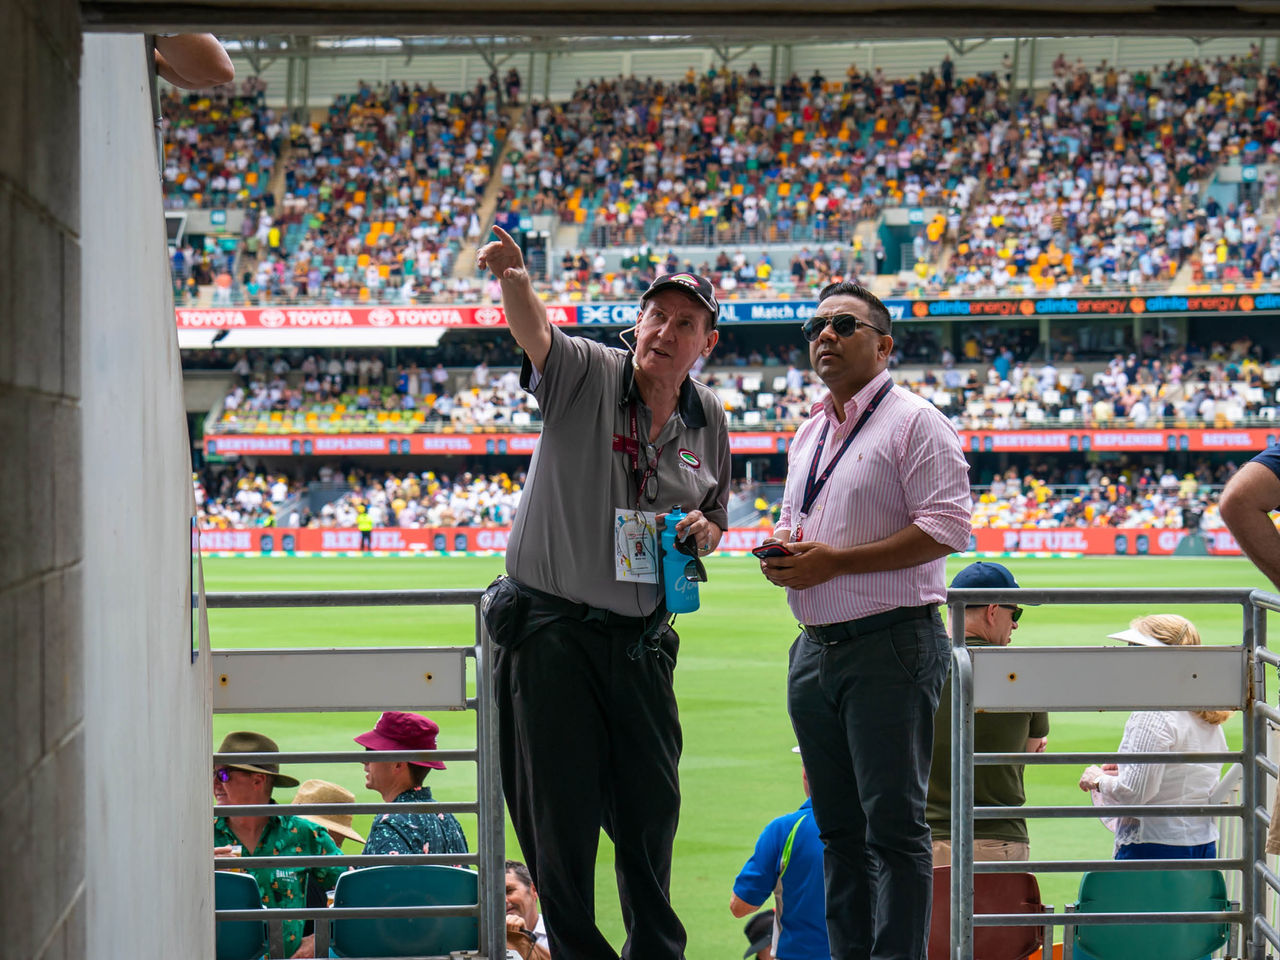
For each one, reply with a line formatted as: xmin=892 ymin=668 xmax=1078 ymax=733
xmin=751 ymin=543 xmax=793 ymax=559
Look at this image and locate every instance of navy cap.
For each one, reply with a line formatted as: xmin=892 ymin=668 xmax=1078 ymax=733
xmin=949 ymin=561 xmax=1019 ymax=591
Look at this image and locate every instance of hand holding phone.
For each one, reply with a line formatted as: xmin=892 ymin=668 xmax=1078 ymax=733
xmin=751 ymin=543 xmax=794 ymax=560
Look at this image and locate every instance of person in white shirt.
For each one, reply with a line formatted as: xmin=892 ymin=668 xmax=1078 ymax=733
xmin=505 ymin=860 xmax=550 ymax=959
xmin=1079 ymin=614 xmax=1231 ymax=860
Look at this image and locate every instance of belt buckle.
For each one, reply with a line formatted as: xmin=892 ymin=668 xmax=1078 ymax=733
xmin=804 ymin=625 xmax=841 ymax=646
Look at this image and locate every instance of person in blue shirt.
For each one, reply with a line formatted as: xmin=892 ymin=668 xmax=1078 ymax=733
xmin=1221 ymin=440 xmax=1280 ymax=856
xmin=730 ymin=768 xmax=829 ymax=960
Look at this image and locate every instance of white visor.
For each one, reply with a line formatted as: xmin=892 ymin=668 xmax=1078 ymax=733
xmin=1106 ymin=628 xmax=1166 ymax=647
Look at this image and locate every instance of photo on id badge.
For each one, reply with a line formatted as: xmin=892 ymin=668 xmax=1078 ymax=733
xmin=615 ymin=509 xmax=658 ymax=583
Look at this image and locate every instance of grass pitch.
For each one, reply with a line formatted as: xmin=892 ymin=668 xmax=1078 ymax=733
xmin=206 ymin=554 xmax=1271 ymax=957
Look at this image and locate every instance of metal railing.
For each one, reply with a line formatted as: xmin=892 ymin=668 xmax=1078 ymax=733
xmin=207 ymin=588 xmax=504 ymax=959
xmin=946 ymin=586 xmax=1278 ymax=960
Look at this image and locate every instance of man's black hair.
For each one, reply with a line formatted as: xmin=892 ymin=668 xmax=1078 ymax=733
xmin=817 ymin=280 xmax=892 ymax=334
xmin=505 ymin=859 xmax=534 ymax=888
xmin=408 ymin=764 xmax=430 ymax=787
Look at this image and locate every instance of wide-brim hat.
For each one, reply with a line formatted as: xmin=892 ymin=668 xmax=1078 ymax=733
xmin=291 ymin=779 xmax=365 ymax=844
xmin=354 ymin=711 xmax=446 ymax=769
xmin=216 ymin=731 xmax=300 ymax=787
xmin=1107 ymin=628 xmax=1166 ymax=647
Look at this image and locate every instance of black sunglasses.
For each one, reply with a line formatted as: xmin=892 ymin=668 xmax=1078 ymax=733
xmin=801 ymin=313 xmax=887 ymax=342
xmin=214 ymin=767 xmax=234 ymax=782
xmin=674 ymin=536 xmax=708 ymax=583
xmin=999 ymin=605 xmax=1024 ymax=623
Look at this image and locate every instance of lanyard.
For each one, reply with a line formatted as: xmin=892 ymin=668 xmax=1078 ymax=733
xmin=612 ymin=403 xmax=664 ymax=508
xmin=799 ymin=379 xmax=894 ymax=521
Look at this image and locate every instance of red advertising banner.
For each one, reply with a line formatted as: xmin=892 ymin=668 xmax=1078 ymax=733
xmin=198 ymin=526 xmax=777 ymax=554
xmin=971 ymin=527 xmax=1239 ymax=555
xmin=206 ymin=433 xmax=558 ymax=457
xmin=962 ymin=427 xmax=1276 ymax=453
xmin=205 ymin=427 xmax=1278 ymax=458
xmin=176 ymin=304 xmax=578 ymax=330
xmin=198 ymin=525 xmax=1241 ymax=556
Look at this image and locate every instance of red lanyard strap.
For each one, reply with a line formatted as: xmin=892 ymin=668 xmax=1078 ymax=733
xmin=627 ymin=402 xmax=662 ymax=507
xmin=800 ymin=379 xmax=894 ymax=518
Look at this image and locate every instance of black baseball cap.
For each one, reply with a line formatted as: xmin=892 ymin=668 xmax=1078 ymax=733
xmin=743 ymin=910 xmax=774 ymax=958
xmin=642 ymin=273 xmax=720 ymax=326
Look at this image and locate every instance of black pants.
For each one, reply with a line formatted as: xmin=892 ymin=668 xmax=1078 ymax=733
xmin=495 ymin=616 xmax=686 ymax=960
xmin=787 ymin=611 xmax=949 ymax=960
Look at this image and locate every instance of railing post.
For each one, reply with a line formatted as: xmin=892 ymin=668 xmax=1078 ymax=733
xmin=474 ymin=604 xmax=507 ymax=959
xmin=1248 ymin=597 xmax=1268 ymax=960
xmin=950 ymin=600 xmax=974 ymax=960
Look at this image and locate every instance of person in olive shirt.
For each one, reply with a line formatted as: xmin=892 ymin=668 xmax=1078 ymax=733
xmin=927 ymin=563 xmax=1049 ymax=865
xmin=213 ymin=731 xmax=346 ymax=959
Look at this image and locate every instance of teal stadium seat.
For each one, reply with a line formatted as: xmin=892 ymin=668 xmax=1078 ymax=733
xmin=214 ymin=871 xmax=268 ymax=960
xmin=329 ymin=865 xmax=480 ymax=958
xmin=1071 ymin=869 xmax=1229 ymax=960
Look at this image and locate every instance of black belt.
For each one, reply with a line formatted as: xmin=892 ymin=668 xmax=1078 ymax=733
xmin=802 ymin=604 xmax=937 ymax=646
xmin=518 ymin=581 xmax=654 ymax=631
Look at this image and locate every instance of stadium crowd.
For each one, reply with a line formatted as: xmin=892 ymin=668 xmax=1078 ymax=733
xmin=195 ymin=457 xmax=1240 ymax=535
xmin=162 ymin=77 xmax=281 ymax=212
xmin=968 ymin=462 xmax=1234 ymax=530
xmin=200 ymin=333 xmax=1280 ymax=435
xmin=166 ymin=51 xmax=1280 ymax=307
xmin=196 ymin=467 xmax=523 ymax=530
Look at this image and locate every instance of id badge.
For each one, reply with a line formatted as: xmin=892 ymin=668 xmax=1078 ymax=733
xmin=614 ymin=509 xmax=658 ymax=583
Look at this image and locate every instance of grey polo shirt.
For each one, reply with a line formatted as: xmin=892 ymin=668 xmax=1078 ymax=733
xmin=506 ymin=325 xmax=731 ymax=617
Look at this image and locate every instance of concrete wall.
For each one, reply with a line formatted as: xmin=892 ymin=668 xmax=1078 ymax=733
xmin=0 ymin=0 xmax=85 ymax=954
xmin=81 ymin=33 xmax=214 ymax=957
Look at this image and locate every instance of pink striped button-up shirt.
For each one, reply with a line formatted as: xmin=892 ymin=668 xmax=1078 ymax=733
xmin=777 ymin=369 xmax=972 ymax=626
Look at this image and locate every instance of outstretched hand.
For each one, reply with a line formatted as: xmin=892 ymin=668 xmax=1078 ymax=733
xmin=476 ymin=225 xmax=527 ymax=283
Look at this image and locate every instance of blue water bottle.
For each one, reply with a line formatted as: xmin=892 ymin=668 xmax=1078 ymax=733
xmin=660 ymin=507 xmax=700 ymax=614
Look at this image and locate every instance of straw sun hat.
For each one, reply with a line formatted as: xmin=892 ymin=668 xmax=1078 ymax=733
xmin=290 ymin=779 xmax=365 ymax=844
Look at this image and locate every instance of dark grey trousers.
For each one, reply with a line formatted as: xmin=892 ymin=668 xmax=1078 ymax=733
xmin=495 ymin=618 xmax=686 ymax=960
xmin=787 ymin=611 xmax=950 ymax=960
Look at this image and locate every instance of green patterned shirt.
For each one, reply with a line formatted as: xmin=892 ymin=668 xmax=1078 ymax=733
xmin=363 ymin=785 xmax=469 ymax=858
xmin=214 ymin=813 xmax=346 ymax=957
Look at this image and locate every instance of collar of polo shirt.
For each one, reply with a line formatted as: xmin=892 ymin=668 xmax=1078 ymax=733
xmin=618 ymin=361 xmax=707 ymax=428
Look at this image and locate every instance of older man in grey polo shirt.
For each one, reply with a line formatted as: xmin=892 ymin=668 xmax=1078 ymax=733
xmin=478 ymin=225 xmax=730 ymax=960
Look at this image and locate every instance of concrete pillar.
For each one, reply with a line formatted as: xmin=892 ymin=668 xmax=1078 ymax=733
xmin=0 ymin=0 xmax=85 ymax=957
xmin=80 ymin=33 xmax=215 ymax=958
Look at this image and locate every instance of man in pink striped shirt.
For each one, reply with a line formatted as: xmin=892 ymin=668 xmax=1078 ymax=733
xmin=760 ymin=281 xmax=972 ymax=960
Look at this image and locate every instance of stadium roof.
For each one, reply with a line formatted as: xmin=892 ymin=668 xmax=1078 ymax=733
xmin=212 ymin=34 xmax=867 ymax=61
xmin=80 ymin=0 xmax=1280 ymax=37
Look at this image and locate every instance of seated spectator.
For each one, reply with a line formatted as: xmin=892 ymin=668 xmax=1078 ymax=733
xmin=355 ymin=711 xmax=469 ymax=856
xmin=1079 ymin=614 xmax=1232 ymax=860
xmin=505 ymin=859 xmax=551 ymax=960
xmin=290 ymin=779 xmax=365 ymax=850
xmin=730 ymin=766 xmax=828 ymax=960
xmin=213 ymin=731 xmax=345 ymax=959
xmin=290 ymin=779 xmax=364 ymax=936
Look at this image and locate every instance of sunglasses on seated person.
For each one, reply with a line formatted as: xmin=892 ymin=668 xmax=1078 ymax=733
xmin=967 ymin=604 xmax=1023 ymax=622
xmin=801 ymin=313 xmax=888 ymax=342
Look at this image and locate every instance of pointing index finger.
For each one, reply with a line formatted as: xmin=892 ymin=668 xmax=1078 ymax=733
xmin=491 ymin=224 xmax=517 ymax=248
